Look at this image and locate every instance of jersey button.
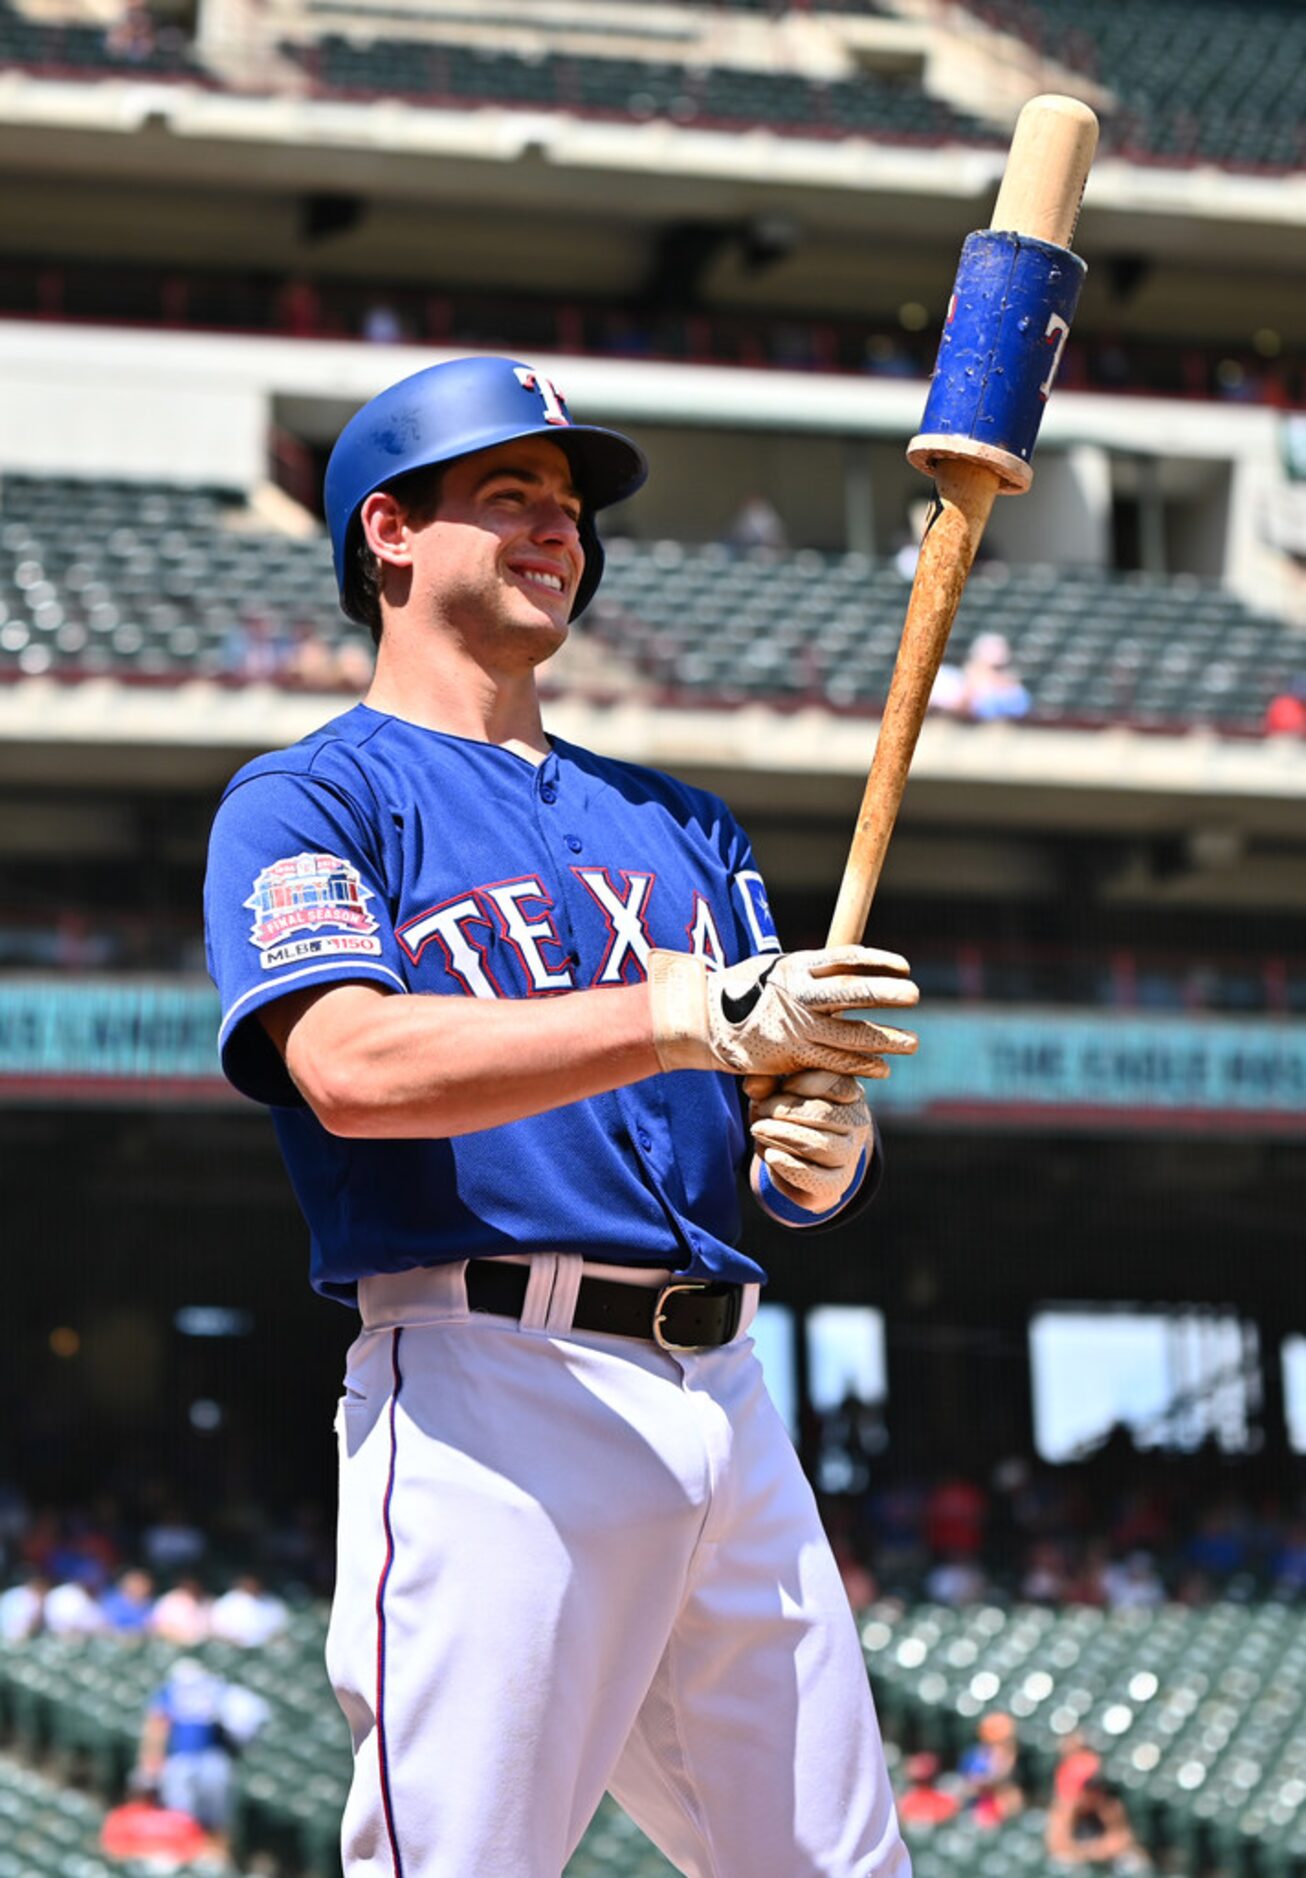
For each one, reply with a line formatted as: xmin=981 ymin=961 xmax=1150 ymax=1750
xmin=540 ymin=783 xmax=558 ymax=804
xmin=636 ymin=1128 xmax=653 ymax=1151
xmin=565 ymin=835 xmax=582 ymax=853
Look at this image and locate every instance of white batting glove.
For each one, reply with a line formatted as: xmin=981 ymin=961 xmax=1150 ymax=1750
xmin=648 ymin=946 xmax=917 ymax=1079
xmin=747 ymin=1070 xmax=872 ymax=1213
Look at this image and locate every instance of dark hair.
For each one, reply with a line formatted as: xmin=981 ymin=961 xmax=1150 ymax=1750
xmin=344 ymin=463 xmax=446 ymax=647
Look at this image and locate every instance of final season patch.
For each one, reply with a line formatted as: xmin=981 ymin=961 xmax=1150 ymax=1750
xmin=245 ymin=853 xmax=382 ymax=972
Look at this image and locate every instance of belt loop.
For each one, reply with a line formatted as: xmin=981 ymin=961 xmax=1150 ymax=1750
xmin=516 ymin=1256 xmax=559 ymax=1331
xmin=544 ymin=1255 xmax=583 ymax=1333
xmin=738 ymin=1283 xmax=760 ymax=1337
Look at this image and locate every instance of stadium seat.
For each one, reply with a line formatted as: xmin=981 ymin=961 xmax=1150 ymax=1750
xmin=959 ymin=0 xmax=1306 ymax=170
xmin=288 ymin=32 xmax=993 ymax=146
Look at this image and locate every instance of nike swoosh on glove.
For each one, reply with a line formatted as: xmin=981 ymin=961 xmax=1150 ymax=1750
xmin=648 ymin=945 xmax=918 ymax=1078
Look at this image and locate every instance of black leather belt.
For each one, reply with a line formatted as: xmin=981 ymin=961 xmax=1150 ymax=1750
xmin=465 ymin=1260 xmax=744 ymax=1352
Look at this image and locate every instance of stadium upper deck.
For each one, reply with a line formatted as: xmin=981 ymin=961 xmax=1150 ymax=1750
xmin=0 ymin=0 xmax=1303 ymax=172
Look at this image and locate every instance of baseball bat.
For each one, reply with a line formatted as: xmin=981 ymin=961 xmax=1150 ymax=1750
xmin=825 ymin=94 xmax=1099 ymax=948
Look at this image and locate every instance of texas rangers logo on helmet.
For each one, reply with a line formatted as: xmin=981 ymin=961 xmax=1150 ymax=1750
xmin=246 ymin=853 xmax=382 ymax=970
xmin=513 ymin=366 xmax=570 ymax=426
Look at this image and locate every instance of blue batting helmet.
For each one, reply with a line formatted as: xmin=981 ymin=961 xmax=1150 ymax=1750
xmin=324 ymin=355 xmax=648 ymax=623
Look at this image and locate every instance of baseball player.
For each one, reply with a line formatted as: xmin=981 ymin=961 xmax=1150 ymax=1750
xmin=203 ymin=356 xmax=917 ymax=1877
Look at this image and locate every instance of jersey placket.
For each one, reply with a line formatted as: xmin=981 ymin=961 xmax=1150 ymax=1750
xmin=530 ymin=750 xmax=586 ymax=992
xmin=540 ymin=754 xmax=697 ymax=1263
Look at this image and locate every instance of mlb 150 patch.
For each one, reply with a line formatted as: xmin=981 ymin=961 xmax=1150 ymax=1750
xmin=245 ymin=852 xmax=383 ymax=972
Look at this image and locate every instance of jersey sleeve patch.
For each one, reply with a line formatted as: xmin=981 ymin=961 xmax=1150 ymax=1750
xmin=732 ymin=870 xmax=782 ymax=955
xmin=245 ymin=852 xmax=383 ymax=971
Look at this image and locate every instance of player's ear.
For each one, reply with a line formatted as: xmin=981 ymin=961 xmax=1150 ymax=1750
xmin=359 ymin=490 xmax=415 ymax=569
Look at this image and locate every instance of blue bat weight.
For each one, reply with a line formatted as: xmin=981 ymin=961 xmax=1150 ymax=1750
xmin=909 ymin=229 xmax=1087 ymax=492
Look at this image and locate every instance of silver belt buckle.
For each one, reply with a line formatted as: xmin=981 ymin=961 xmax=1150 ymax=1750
xmin=652 ymin=1281 xmax=711 ymax=1352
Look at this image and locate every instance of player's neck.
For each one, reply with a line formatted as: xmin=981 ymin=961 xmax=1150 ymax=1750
xmin=365 ymin=637 xmax=551 ymax=763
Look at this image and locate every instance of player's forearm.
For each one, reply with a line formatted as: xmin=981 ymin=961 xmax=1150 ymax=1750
xmin=292 ymin=984 xmax=661 ymax=1138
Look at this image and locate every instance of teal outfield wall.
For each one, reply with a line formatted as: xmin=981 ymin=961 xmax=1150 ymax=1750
xmin=0 ymin=979 xmax=226 ymax=1098
xmin=869 ymin=1007 xmax=1305 ymax=1133
xmin=0 ymin=981 xmax=1302 ymax=1132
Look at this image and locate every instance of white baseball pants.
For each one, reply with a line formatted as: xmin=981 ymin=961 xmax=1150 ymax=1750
xmin=325 ymin=1255 xmax=909 ymax=1878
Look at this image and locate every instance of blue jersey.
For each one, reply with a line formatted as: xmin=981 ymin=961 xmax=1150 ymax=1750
xmin=204 ymin=704 xmax=871 ymax=1301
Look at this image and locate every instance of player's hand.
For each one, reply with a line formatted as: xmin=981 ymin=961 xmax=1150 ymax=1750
xmin=648 ymin=945 xmax=917 ymax=1078
xmin=747 ymin=1070 xmax=871 ymax=1213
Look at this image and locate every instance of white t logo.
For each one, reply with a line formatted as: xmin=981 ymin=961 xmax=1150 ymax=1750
xmin=513 ymin=366 xmax=569 ymax=426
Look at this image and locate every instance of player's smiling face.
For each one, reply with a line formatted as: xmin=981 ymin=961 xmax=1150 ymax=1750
xmin=411 ymin=437 xmax=585 ymax=663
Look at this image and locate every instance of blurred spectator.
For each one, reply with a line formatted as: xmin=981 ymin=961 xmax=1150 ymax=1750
xmin=210 ymin=1573 xmax=288 ymax=1648
xmin=143 ymin=1508 xmax=207 ymax=1573
xmin=960 ymin=1712 xmax=1024 ymax=1827
xmin=101 ymin=1568 xmax=156 ymax=1636
xmin=136 ymin=1656 xmax=268 ymax=1863
xmin=1054 ymin=1731 xmax=1102 ymax=1804
xmin=336 ymin=638 xmax=375 ymax=691
xmin=1264 ymin=677 xmax=1306 ymax=737
xmin=0 ymin=1571 xmax=49 ymax=1642
xmin=221 ymin=613 xmax=291 ymax=684
xmin=1046 ymin=1771 xmax=1153 ymax=1871
xmin=961 ymin=633 xmax=1031 ymax=722
xmin=1062 ymin=1539 xmax=1111 ymax=1607
xmin=925 ymin=1554 xmax=988 ymax=1607
xmin=725 ymin=494 xmax=787 ymax=554
xmin=928 ymin=660 xmax=968 ymax=716
xmin=1100 ymin=1551 xmax=1165 ymax=1611
xmin=863 ymin=334 xmax=918 ymax=380
xmin=897 ymin=1752 xmax=961 ymax=1827
xmin=104 ymin=0 xmax=155 ymax=62
xmin=47 ymin=1505 xmax=120 ymax=1589
xmin=276 ymin=277 xmax=321 ymax=338
xmin=1110 ymin=1487 xmax=1170 ymax=1556
xmin=283 ymin=620 xmax=342 ymax=690
xmin=1185 ymin=1502 xmax=1252 ymax=1578
xmin=1021 ymin=1540 xmax=1071 ymax=1603
xmin=101 ymin=1785 xmax=209 ymax=1866
xmin=362 ymin=301 xmax=406 ymax=344
xmin=838 ymin=1532 xmax=879 ymax=1607
xmin=150 ymin=1575 xmax=212 ymax=1646
xmin=44 ymin=1577 xmax=106 ymax=1636
xmin=925 ymin=1475 xmax=987 ymax=1557
xmin=868 ymin=1478 xmax=928 ymax=1578
xmin=1271 ymin=1519 xmax=1306 ymax=1596
xmin=1215 ymin=359 xmax=1259 ymax=403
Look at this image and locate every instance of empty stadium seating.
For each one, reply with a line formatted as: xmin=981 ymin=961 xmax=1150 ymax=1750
xmin=0 ymin=474 xmax=1296 ymax=738
xmin=962 ymin=0 xmax=1306 ymax=170
xmin=0 ymin=1757 xmax=119 ymax=1878
xmin=290 ymin=36 xmax=992 ymax=143
xmin=0 ymin=475 xmax=355 ymax=685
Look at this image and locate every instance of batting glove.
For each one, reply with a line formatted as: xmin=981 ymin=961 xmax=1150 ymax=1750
xmin=746 ymin=1070 xmax=871 ymax=1213
xmin=648 ymin=945 xmax=917 ymax=1078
